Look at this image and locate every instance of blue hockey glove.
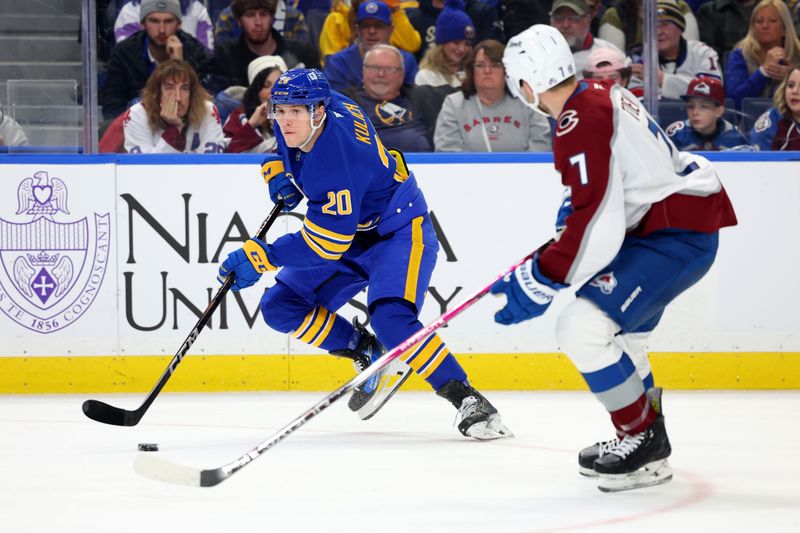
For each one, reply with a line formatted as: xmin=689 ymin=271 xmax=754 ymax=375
xmin=490 ymin=254 xmax=567 ymax=325
xmin=217 ymin=238 xmax=278 ymax=291
xmin=262 ymin=159 xmax=302 ymax=211
xmin=555 ymin=192 xmax=573 ymax=233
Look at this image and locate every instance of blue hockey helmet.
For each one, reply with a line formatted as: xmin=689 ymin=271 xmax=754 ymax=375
xmin=271 ymin=68 xmax=332 ymax=109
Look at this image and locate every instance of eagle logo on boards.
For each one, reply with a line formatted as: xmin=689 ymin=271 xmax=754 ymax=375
xmin=0 ymin=171 xmax=111 ymax=334
xmin=589 ymin=272 xmax=617 ymax=295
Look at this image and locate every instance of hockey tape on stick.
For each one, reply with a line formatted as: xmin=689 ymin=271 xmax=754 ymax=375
xmin=82 ymin=200 xmax=286 ymax=427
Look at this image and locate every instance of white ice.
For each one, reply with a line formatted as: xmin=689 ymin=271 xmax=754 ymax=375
xmin=1 ymin=391 xmax=799 ymax=532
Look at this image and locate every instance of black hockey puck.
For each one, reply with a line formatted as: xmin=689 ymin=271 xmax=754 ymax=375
xmin=137 ymin=443 xmax=159 ymax=452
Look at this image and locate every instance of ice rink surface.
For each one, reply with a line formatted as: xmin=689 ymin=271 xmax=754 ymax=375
xmin=1 ymin=390 xmax=798 ymax=533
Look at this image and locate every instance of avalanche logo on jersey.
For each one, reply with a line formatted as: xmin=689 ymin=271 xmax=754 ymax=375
xmin=589 ymin=272 xmax=617 ymax=295
xmin=0 ymin=171 xmax=111 ymax=334
xmin=556 ymin=110 xmax=580 ymax=137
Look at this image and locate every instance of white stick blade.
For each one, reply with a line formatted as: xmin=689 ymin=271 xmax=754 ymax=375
xmin=133 ymin=454 xmax=202 ymax=487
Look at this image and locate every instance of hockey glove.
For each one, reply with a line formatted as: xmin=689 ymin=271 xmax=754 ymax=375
xmin=490 ymin=254 xmax=567 ymax=325
xmin=217 ymin=238 xmax=278 ymax=291
xmin=555 ymin=191 xmax=573 ymax=233
xmin=262 ymin=159 xmax=302 ymax=211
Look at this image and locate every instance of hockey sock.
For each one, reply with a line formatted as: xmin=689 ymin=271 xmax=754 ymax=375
xmin=290 ymin=306 xmax=355 ymax=351
xmin=370 ymin=298 xmax=467 ymax=390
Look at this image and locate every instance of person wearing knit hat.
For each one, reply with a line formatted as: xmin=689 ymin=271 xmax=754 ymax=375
xmin=415 ymin=0 xmax=474 ymax=88
xmin=139 ymin=0 xmax=183 ymax=22
xmin=629 ymin=0 xmax=721 ymax=99
xmin=112 ymin=1 xmax=215 ymax=53
xmin=665 ymin=76 xmax=749 ymax=151
xmin=223 ymin=56 xmax=288 ymax=153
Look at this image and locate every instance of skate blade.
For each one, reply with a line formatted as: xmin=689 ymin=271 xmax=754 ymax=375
xmin=464 ymin=416 xmax=514 ymax=440
xmin=578 ymin=466 xmax=598 ymax=478
xmin=597 ymin=459 xmax=673 ymax=492
xmin=353 ymin=359 xmax=412 ymax=418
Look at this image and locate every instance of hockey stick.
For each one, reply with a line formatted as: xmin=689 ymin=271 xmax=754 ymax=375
xmin=133 ymin=250 xmax=535 ymax=487
xmin=82 ymin=200 xmax=285 ymax=426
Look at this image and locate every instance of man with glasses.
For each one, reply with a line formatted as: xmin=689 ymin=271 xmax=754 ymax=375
xmin=343 ymin=44 xmax=433 ymax=151
xmin=324 ymin=1 xmax=419 ymax=91
xmin=549 ymin=0 xmax=621 ymax=79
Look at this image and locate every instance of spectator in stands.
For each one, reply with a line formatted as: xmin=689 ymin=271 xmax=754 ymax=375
xmin=434 ymin=39 xmax=551 ymax=151
xmin=582 ymin=46 xmax=633 ymax=88
xmin=725 ymin=0 xmax=800 ymax=108
xmin=342 ymin=44 xmax=433 ymax=151
xmin=628 ymin=1 xmax=721 ymax=99
xmin=102 ymin=0 xmax=215 ymax=120
xmin=666 ymin=76 xmax=750 ymax=150
xmin=408 ymin=0 xmax=504 ymax=61
xmin=697 ymin=0 xmax=759 ymax=60
xmin=550 ymin=0 xmax=622 ymax=78
xmin=214 ymin=0 xmax=319 ymax=90
xmin=498 ymin=0 xmax=551 ymax=40
xmin=124 ymin=60 xmax=226 ymax=153
xmin=114 ymin=0 xmax=215 ymax=51
xmin=749 ymin=65 xmax=800 ymax=149
xmin=214 ymin=0 xmax=311 ymax=46
xmin=320 ymin=0 xmax=421 ymax=65
xmin=599 ymin=0 xmax=698 ymax=54
xmin=0 ymin=108 xmax=29 ymax=148
xmin=324 ymin=1 xmax=419 ymax=90
xmin=223 ymin=55 xmax=288 ymax=153
xmin=415 ymin=0 xmax=474 ymax=87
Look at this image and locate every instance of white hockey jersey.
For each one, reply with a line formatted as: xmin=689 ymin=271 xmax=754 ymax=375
xmin=629 ymin=39 xmax=721 ymax=99
xmin=539 ymin=80 xmax=736 ymax=286
xmin=123 ymin=100 xmax=226 ymax=154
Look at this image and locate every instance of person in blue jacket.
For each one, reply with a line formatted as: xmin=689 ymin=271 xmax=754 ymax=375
xmin=666 ymin=76 xmax=750 ymax=150
xmin=217 ymin=68 xmax=512 ymax=440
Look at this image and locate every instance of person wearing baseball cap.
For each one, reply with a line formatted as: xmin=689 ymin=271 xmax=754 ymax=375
xmin=323 ymin=0 xmax=419 ymax=91
xmin=582 ymin=46 xmax=632 ymax=87
xmin=550 ymin=0 xmax=622 ymax=79
xmin=665 ymin=76 xmax=750 ymax=151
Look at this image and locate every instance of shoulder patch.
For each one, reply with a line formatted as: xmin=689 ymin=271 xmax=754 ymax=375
xmin=754 ymin=111 xmax=772 ymax=133
xmin=665 ymin=120 xmax=685 ymax=136
xmin=556 ymin=109 xmax=580 ymax=137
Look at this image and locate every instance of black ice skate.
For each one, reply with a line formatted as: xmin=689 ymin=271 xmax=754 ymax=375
xmin=578 ymin=387 xmax=663 ymax=477
xmin=330 ymin=320 xmax=386 ymax=412
xmin=593 ymin=416 xmax=673 ymax=492
xmin=436 ymin=380 xmax=513 ymax=440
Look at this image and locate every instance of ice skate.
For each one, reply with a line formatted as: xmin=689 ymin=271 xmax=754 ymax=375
xmin=330 ymin=320 xmax=386 ymax=412
xmin=578 ymin=387 xmax=663 ymax=477
xmin=593 ymin=417 xmax=673 ymax=492
xmin=436 ymin=380 xmax=513 ymax=440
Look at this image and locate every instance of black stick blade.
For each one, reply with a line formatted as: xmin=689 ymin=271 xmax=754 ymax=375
xmin=82 ymin=399 xmax=140 ymax=426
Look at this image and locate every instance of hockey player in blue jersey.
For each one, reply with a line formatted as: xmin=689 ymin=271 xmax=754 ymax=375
xmin=217 ymin=68 xmax=512 ymax=440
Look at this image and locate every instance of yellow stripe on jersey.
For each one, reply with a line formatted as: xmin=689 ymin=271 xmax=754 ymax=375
xmin=388 ymin=149 xmax=409 ymax=183
xmin=291 ymin=308 xmax=318 ymax=339
xmin=375 ymin=134 xmax=390 ymax=168
xmin=357 ymin=216 xmax=380 ymax=231
xmin=299 ymin=307 xmax=329 ymax=344
xmin=301 ymin=218 xmax=355 ymax=260
xmin=419 ymin=346 xmax=451 ymax=380
xmin=404 ymin=334 xmax=444 ymax=371
xmin=403 ymin=216 xmax=424 ymax=303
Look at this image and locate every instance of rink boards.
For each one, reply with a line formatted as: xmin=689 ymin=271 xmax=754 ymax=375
xmin=0 ymin=152 xmax=798 ymax=392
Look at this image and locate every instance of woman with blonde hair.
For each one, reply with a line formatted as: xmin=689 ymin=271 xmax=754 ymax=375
xmin=725 ymin=0 xmax=800 ymax=108
xmin=124 ymin=59 xmax=226 ymax=154
xmin=319 ymin=0 xmax=421 ymax=65
xmin=749 ymin=65 xmax=800 ymax=150
xmin=414 ymin=0 xmax=474 ymax=88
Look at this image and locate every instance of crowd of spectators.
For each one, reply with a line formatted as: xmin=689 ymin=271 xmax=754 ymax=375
xmin=6 ymin=0 xmax=799 ymax=152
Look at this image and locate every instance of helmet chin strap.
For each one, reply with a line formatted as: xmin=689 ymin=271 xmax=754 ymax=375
xmin=297 ymin=104 xmax=327 ymax=150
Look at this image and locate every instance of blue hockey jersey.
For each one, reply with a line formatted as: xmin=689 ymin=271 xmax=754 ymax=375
xmin=268 ymin=91 xmax=429 ymax=268
xmin=665 ymin=118 xmax=750 ymax=151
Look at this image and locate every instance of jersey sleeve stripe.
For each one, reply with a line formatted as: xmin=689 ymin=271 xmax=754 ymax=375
xmin=303 ymin=228 xmax=352 ymax=253
xmin=303 ymin=218 xmax=355 ymax=243
xmin=301 ymin=229 xmax=344 ymax=260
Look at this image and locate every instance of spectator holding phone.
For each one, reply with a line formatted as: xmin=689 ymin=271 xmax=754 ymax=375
xmin=725 ymin=0 xmax=800 ymax=108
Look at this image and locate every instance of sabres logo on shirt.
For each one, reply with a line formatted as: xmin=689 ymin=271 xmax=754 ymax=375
xmin=556 ymin=109 xmax=580 ymax=137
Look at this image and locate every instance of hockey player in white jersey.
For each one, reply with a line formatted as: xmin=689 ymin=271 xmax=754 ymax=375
xmin=493 ymin=25 xmax=737 ymax=492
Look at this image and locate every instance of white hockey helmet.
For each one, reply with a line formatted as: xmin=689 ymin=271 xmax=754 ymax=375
xmin=503 ymin=24 xmax=577 ymax=116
